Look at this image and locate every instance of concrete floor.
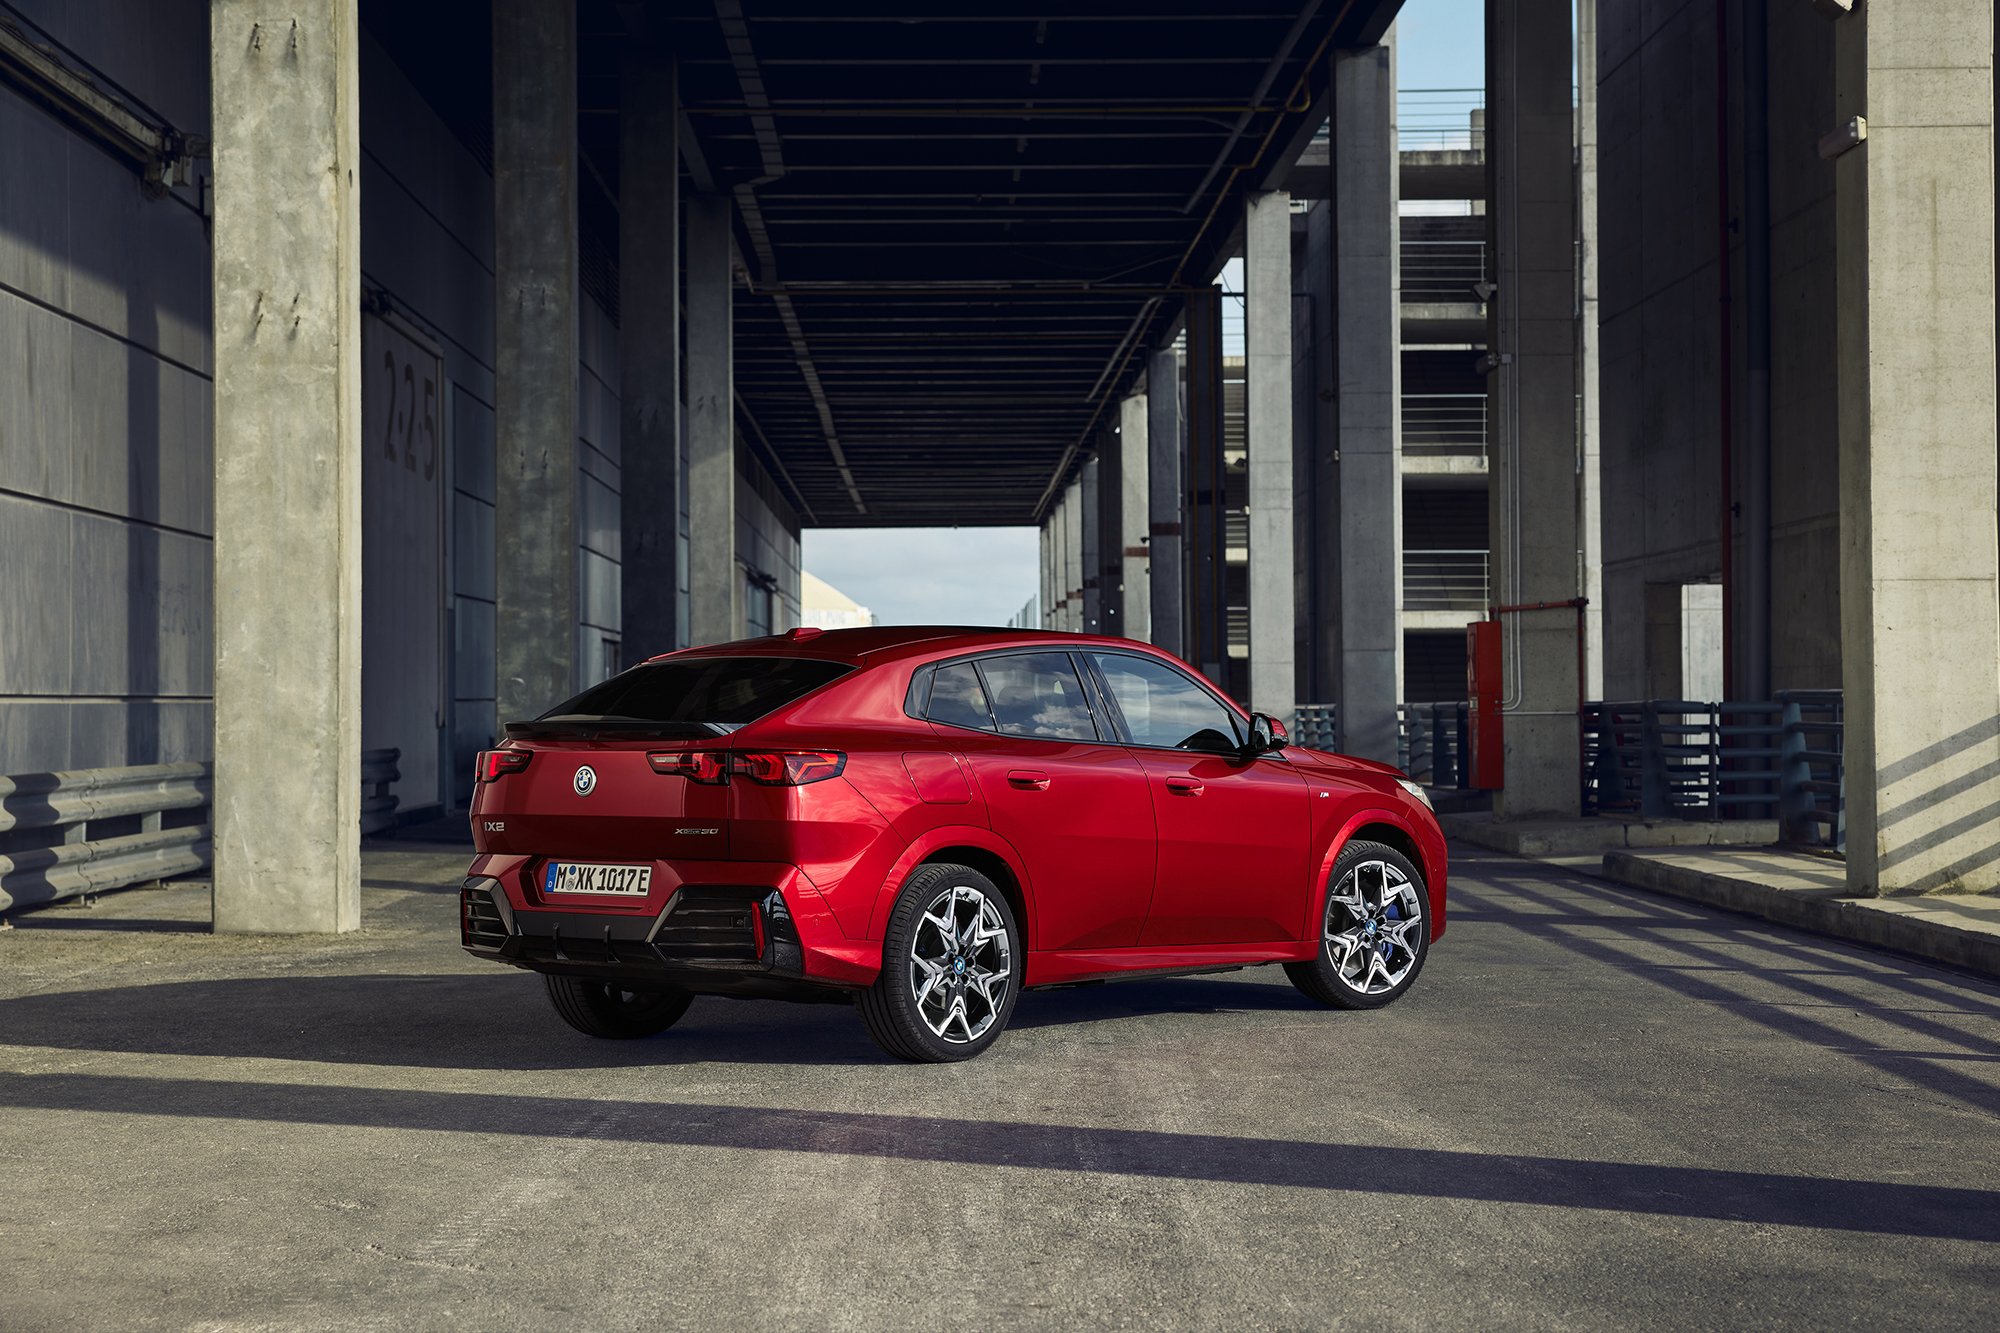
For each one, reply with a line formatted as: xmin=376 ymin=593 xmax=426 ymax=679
xmin=2 ymin=837 xmax=1997 ymax=1330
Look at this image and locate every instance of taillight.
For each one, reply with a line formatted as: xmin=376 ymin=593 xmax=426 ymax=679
xmin=736 ymin=751 xmax=847 ymax=786
xmin=475 ymin=748 xmax=531 ymax=783
xmin=645 ymin=750 xmax=846 ymax=786
xmin=647 ymin=750 xmax=730 ymax=784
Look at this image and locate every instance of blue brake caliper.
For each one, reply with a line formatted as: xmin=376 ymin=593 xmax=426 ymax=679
xmin=1380 ymin=902 xmax=1399 ymax=958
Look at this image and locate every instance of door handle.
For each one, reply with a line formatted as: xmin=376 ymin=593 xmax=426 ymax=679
xmin=1165 ymin=777 xmax=1205 ymax=796
xmin=1007 ymin=770 xmax=1051 ymax=790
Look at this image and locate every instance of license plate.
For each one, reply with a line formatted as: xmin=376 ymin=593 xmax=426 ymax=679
xmin=543 ymin=862 xmax=652 ymax=897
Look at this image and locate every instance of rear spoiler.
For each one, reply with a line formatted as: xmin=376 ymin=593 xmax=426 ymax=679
xmin=501 ymin=716 xmax=731 ymax=742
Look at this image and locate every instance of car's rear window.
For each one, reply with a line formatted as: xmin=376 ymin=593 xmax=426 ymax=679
xmin=540 ymin=656 xmax=853 ymax=727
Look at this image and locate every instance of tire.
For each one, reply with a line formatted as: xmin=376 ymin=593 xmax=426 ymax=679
xmin=543 ymin=975 xmax=694 ymax=1038
xmin=858 ymin=862 xmax=1021 ymax=1063
xmin=1285 ymin=839 xmax=1431 ymax=1011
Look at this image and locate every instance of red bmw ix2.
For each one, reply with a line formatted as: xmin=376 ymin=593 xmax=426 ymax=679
xmin=462 ymin=627 xmax=1447 ymax=1062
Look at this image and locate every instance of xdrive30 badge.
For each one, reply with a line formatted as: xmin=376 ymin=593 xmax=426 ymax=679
xmin=675 ymin=827 xmax=719 ymax=836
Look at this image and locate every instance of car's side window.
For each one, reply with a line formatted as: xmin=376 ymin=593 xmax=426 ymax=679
xmin=926 ymin=660 xmax=996 ymax=732
xmin=975 ymin=652 xmax=1100 ymax=741
xmin=1088 ymin=653 xmax=1242 ymax=753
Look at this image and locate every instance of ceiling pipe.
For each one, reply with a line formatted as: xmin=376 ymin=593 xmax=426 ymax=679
xmin=1181 ymin=0 xmax=1325 ymax=213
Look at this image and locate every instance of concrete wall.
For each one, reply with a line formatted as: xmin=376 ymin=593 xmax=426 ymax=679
xmin=1 ymin=12 xmax=801 ymax=811
xmin=1598 ymin=2 xmax=1842 ymax=700
xmin=0 ymin=0 xmax=214 ymax=774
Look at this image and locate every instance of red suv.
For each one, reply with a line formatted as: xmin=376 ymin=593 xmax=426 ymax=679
xmin=462 ymin=627 xmax=1446 ymax=1062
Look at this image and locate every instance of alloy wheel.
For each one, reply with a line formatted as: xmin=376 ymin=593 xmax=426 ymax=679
xmin=1323 ymin=859 xmax=1425 ymax=995
xmin=908 ymin=883 xmax=1012 ymax=1044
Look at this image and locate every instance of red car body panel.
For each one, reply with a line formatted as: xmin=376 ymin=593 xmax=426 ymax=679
xmin=462 ymin=627 xmax=1447 ymax=998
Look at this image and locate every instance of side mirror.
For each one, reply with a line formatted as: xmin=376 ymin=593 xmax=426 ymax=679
xmin=1247 ymin=712 xmax=1288 ymax=755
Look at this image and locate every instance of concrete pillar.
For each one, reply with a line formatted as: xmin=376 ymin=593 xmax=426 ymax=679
xmin=1049 ymin=491 xmax=1068 ymax=628
xmin=619 ymin=42 xmax=680 ymax=659
xmin=494 ymin=0 xmax=580 ymax=721
xmin=1147 ymin=346 xmax=1183 ymax=655
xmin=1332 ymin=41 xmax=1402 ymax=765
xmin=1081 ymin=457 xmax=1102 ymax=632
xmin=1185 ymin=290 xmax=1227 ymax=678
xmin=1576 ymin=0 xmax=1604 ymax=701
xmin=1487 ymin=0 xmax=1581 ymax=818
xmin=1119 ymin=393 xmax=1152 ymax=642
xmin=1835 ymin=3 xmax=2000 ymax=894
xmin=1064 ymin=479 xmax=1085 ymax=631
xmin=210 ymin=0 xmax=362 ymax=933
xmin=1048 ymin=516 xmax=1064 ymax=624
xmin=1245 ymin=190 xmax=1296 ymax=723
xmin=686 ymin=195 xmax=739 ymax=645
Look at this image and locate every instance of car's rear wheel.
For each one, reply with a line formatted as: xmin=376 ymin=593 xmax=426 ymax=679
xmin=1285 ymin=839 xmax=1430 ymax=1010
xmin=858 ymin=862 xmax=1020 ymax=1062
xmin=543 ymin=975 xmax=694 ymax=1038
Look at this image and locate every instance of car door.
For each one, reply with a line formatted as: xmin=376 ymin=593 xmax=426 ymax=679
xmin=923 ymin=652 xmax=1157 ymax=951
xmin=1084 ymin=651 xmax=1311 ymax=946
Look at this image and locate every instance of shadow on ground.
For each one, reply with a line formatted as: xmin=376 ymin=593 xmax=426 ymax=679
xmin=0 ymin=970 xmax=1322 ymax=1071
xmin=1 ymin=1067 xmax=1994 ymax=1244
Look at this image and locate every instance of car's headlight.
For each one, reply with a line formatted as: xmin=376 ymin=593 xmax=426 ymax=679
xmin=1396 ymin=777 xmax=1433 ymax=810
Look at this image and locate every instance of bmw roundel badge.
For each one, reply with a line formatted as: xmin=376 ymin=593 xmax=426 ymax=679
xmin=572 ymin=765 xmax=597 ymax=797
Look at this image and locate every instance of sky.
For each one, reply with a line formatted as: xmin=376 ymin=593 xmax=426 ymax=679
xmin=804 ymin=527 xmax=1040 ymax=626
xmin=799 ymin=0 xmax=1485 ymax=627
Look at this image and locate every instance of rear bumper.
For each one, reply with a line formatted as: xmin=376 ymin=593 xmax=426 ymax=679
xmin=459 ymin=856 xmax=880 ymax=996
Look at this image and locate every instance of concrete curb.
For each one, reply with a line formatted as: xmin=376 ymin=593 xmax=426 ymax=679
xmin=1602 ymin=851 xmax=2000 ymax=982
xmin=1440 ymin=811 xmax=1778 ymax=857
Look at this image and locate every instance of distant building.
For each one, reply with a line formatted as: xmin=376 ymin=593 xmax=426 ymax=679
xmin=1006 ymin=595 xmax=1039 ymax=630
xmin=802 ymin=572 xmax=875 ymax=630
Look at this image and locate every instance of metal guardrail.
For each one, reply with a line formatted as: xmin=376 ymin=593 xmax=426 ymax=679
xmin=1580 ymin=696 xmax=1842 ymax=850
xmin=1402 ymin=394 xmax=1487 ymax=461
xmin=1403 ymin=549 xmax=1490 ymax=612
xmin=0 ymin=750 xmax=402 ymax=914
xmin=1776 ymin=690 xmax=1845 ymax=853
xmin=1401 ymin=239 xmax=1487 ymax=303
xmin=1397 ymin=702 xmax=1467 ymax=787
xmin=0 ymin=763 xmax=212 ymax=913
xmin=361 ymin=748 xmax=401 ymax=836
xmin=1292 ymin=704 xmax=1340 ymax=753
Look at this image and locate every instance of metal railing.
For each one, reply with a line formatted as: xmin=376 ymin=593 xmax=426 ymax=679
xmin=1580 ymin=696 xmax=1843 ymax=849
xmin=0 ymin=750 xmax=402 ymax=914
xmin=1397 ymin=702 xmax=1468 ymax=787
xmin=1402 ymin=394 xmax=1487 ymax=461
xmin=1401 ymin=239 xmax=1487 ymax=303
xmin=1402 ymin=549 xmax=1490 ymax=612
xmin=1777 ymin=690 xmax=1845 ymax=852
xmin=0 ymin=763 xmax=212 ymax=913
xmin=1292 ymin=704 xmax=1340 ymax=753
xmin=1396 ymin=91 xmax=1485 ymax=152
xmin=361 ymin=748 xmax=401 ymax=836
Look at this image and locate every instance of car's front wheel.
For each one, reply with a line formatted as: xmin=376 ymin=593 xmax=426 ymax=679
xmin=859 ymin=862 xmax=1021 ymax=1062
xmin=1285 ymin=839 xmax=1430 ymax=1009
xmin=543 ymin=975 xmax=694 ymax=1038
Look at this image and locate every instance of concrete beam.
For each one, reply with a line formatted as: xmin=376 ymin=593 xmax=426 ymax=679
xmin=618 ymin=43 xmax=680 ymax=660
xmin=1333 ymin=41 xmax=1402 ymax=765
xmin=1245 ymin=189 xmax=1296 ymax=723
xmin=210 ymin=0 xmax=362 ymax=933
xmin=493 ymin=0 xmax=579 ymax=722
xmin=1119 ymin=392 xmax=1151 ymax=643
xmin=686 ymin=195 xmax=739 ymax=645
xmin=1146 ymin=346 xmax=1184 ymax=656
xmin=1835 ymin=1 xmax=2000 ymax=894
xmin=1487 ymin=0 xmax=1582 ymax=818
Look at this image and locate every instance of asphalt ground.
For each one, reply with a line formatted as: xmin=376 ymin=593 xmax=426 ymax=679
xmin=2 ymin=834 xmax=1996 ymax=1331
